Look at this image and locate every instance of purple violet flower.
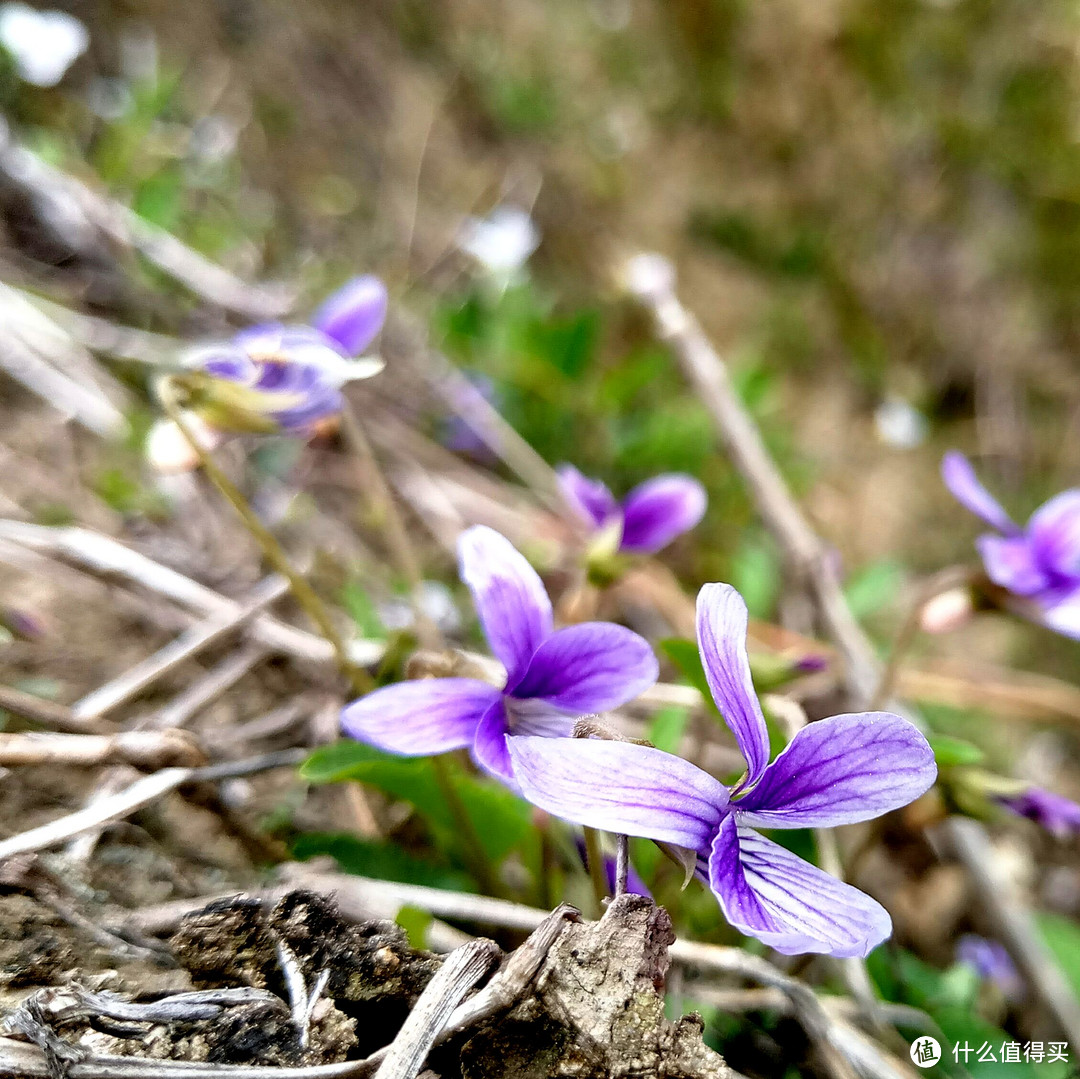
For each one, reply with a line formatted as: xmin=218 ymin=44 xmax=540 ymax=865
xmin=340 ymin=525 xmax=659 ymax=790
xmin=557 ymin=465 xmax=706 ymax=555
xmin=955 ymin=935 xmax=1023 ymax=1000
xmin=996 ymin=787 xmax=1080 ymax=839
xmin=184 ymin=276 xmax=387 ymax=436
xmin=942 ymin=451 xmax=1080 ymax=638
xmin=507 ymin=583 xmax=937 ymax=957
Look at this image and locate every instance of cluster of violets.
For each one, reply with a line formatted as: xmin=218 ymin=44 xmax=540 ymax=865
xmin=160 ymin=272 xmax=1080 ymax=959
xmin=342 ymin=525 xmax=938 ymax=957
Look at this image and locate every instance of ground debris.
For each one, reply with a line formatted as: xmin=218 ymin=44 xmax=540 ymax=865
xmin=454 ymin=895 xmax=729 ymax=1079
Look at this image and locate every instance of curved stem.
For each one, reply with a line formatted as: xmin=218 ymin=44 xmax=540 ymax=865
xmin=156 ymin=377 xmax=372 ymax=694
xmin=869 ymin=566 xmax=973 ymax=711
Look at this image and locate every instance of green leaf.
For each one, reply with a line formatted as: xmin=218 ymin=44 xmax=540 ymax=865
xmin=341 ymin=581 xmax=387 ymax=640
xmin=647 ymin=707 xmax=689 ymax=754
xmin=843 ymin=559 xmax=904 ymax=620
xmin=659 ymin=638 xmax=718 ymax=716
xmin=729 ymin=534 xmax=780 ymax=619
xmin=929 ymin=735 xmax=985 ymax=769
xmin=301 ymin=742 xmax=532 ymax=864
xmin=1037 ymin=912 xmax=1080 ymax=1000
xmin=396 ymin=906 xmax=433 ymax=950
xmin=291 ymin=832 xmax=471 ymax=891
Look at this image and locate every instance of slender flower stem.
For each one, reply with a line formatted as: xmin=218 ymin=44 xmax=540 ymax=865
xmin=156 ymin=377 xmax=372 ymax=694
xmin=614 ymin=833 xmax=629 ymax=898
xmin=430 ymin=755 xmax=502 ymax=898
xmin=869 ymin=566 xmax=973 ymax=710
xmin=582 ymin=826 xmax=608 ymax=915
xmin=337 ymin=400 xmax=441 ymax=649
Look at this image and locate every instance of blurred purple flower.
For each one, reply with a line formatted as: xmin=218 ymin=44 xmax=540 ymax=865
xmin=442 ymin=373 xmax=499 ymax=461
xmin=557 ymin=465 xmax=706 ymax=555
xmin=189 ymin=276 xmax=386 ymax=435
xmin=956 ymin=935 xmax=1023 ymax=999
xmin=573 ymin=836 xmax=651 ymax=898
xmin=942 ymin=451 xmax=1080 ymax=638
xmin=508 ymin=583 xmax=937 ymax=957
xmin=341 ymin=526 xmax=658 ymax=790
xmin=1 ymin=607 xmax=44 ymax=640
xmin=997 ymin=786 xmax=1080 ymax=839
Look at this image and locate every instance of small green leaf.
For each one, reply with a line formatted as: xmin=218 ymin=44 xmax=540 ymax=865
xmin=659 ymin=638 xmax=719 ymax=716
xmin=843 ymin=559 xmax=904 ymax=620
xmin=341 ymin=581 xmax=387 ymax=639
xmin=291 ymin=832 xmax=471 ymax=891
xmin=647 ymin=706 xmax=689 ymax=754
xmin=396 ymin=906 xmax=433 ymax=950
xmin=929 ymin=735 xmax=985 ymax=769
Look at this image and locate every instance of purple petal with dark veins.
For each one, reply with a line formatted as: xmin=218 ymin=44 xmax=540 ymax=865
xmin=470 ymin=699 xmax=517 ymax=788
xmin=619 ymin=474 xmax=707 ymax=554
xmin=696 ymin=583 xmax=770 ymax=787
xmin=556 ymin=465 xmax=619 ymax=530
xmin=1028 ymin=490 xmax=1080 ymax=583
xmin=341 ymin=678 xmax=499 ymax=756
xmin=708 ymin=817 xmax=892 ymax=957
xmin=310 ymin=275 xmax=388 ymax=356
xmin=507 ymin=736 xmax=728 ymax=850
xmin=734 ymin=712 xmax=936 ymax=829
xmin=457 ymin=526 xmax=553 ymax=687
xmin=941 ymin=452 xmax=1018 ymax=535
xmin=509 ymin=622 xmax=658 ymax=711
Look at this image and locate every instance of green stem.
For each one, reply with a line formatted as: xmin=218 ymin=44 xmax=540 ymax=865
xmin=157 ymin=377 xmax=373 ymax=694
xmin=582 ymin=826 xmax=608 ymax=916
xmin=431 ymin=754 xmax=502 ymax=897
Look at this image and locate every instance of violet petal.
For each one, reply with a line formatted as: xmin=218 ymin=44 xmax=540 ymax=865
xmin=708 ymin=817 xmax=892 ymax=957
xmin=696 ymin=583 xmax=771 ymax=786
xmin=509 ymin=622 xmax=658 ymax=711
xmin=976 ymin=534 xmax=1049 ymax=597
xmin=941 ymin=452 xmax=1017 ymax=535
xmin=341 ymin=678 xmax=499 ymax=755
xmin=471 ymin=699 xmax=517 ymax=788
xmin=734 ymin=712 xmax=936 ymax=828
xmin=619 ymin=474 xmax=707 ymax=554
xmin=556 ymin=465 xmax=619 ymax=530
xmin=507 ymin=735 xmax=728 ymax=850
xmin=1027 ymin=490 xmax=1080 ymax=581
xmin=310 ymin=275 xmax=388 ymax=356
xmin=457 ymin=526 xmax=553 ymax=686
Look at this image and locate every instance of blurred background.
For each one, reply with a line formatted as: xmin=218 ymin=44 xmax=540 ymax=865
xmin=2 ymin=2 xmax=1080 ymax=1074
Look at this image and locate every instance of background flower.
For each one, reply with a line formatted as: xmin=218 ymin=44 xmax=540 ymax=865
xmin=557 ymin=465 xmax=707 ymax=555
xmin=942 ymin=451 xmax=1080 ymax=638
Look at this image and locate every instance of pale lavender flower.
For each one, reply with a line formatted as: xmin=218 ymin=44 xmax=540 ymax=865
xmin=557 ymin=465 xmax=706 ymax=555
xmin=341 ymin=526 xmax=658 ymax=790
xmin=508 ymin=583 xmax=936 ymax=957
xmin=956 ymin=935 xmax=1023 ymax=1000
xmin=997 ymin=787 xmax=1080 ymax=839
xmin=942 ymin=451 xmax=1080 ymax=638
xmin=189 ymin=277 xmax=386 ymax=433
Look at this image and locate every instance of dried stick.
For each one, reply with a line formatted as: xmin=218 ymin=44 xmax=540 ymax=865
xmin=627 ymin=252 xmax=1080 ymax=1047
xmin=71 ymin=575 xmax=288 ymax=723
xmin=373 ymin=938 xmax=499 ymax=1079
xmin=139 ymin=642 xmax=271 ymax=730
xmin=0 ymin=685 xmax=100 ymax=734
xmin=0 ymin=120 xmax=291 ymax=321
xmin=0 ymin=521 xmax=386 ymax=669
xmin=0 ymin=751 xmax=305 ymax=861
xmin=0 ymin=730 xmax=203 ymax=769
